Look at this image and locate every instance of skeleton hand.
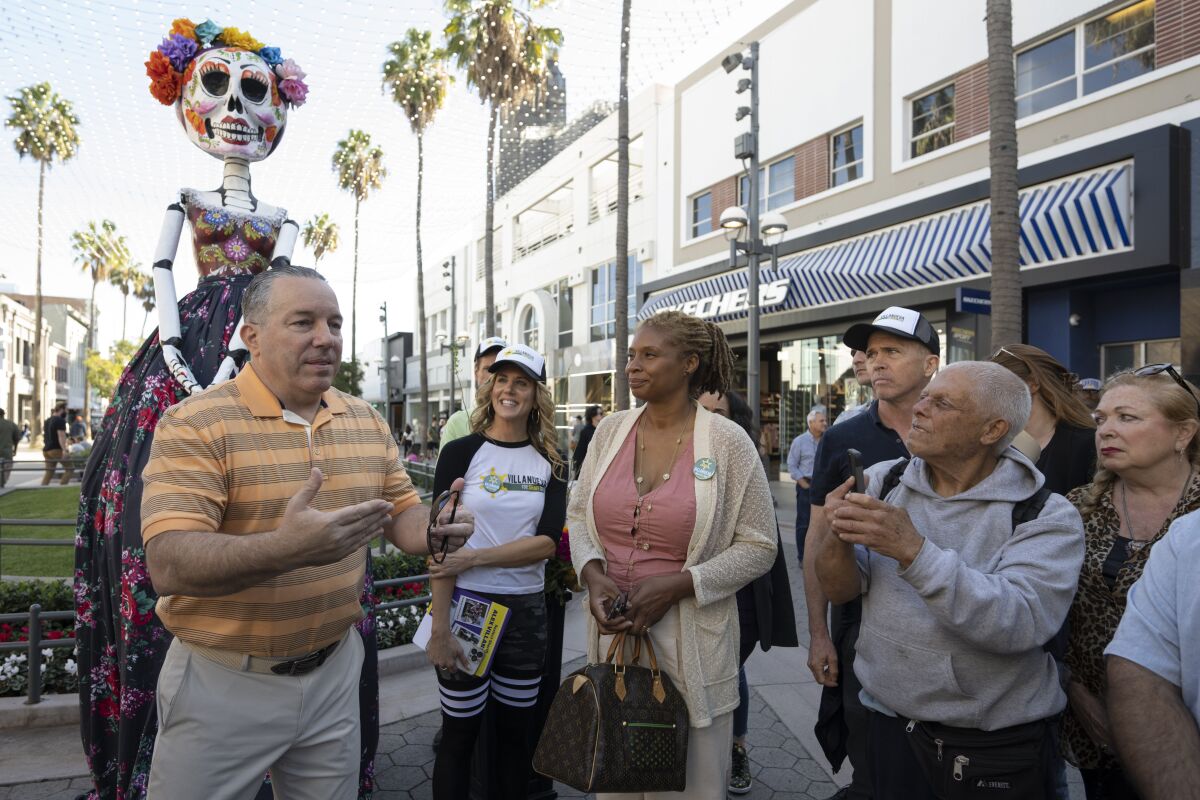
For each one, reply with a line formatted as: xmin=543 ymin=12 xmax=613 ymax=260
xmin=162 ymin=343 xmax=202 ymax=396
xmin=211 ymin=319 xmax=250 ymax=386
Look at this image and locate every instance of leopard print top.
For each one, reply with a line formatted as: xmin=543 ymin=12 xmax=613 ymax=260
xmin=1061 ymin=473 xmax=1200 ymax=769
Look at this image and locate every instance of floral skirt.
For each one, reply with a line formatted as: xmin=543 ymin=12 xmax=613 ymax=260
xmin=73 ymin=273 xmax=380 ymax=799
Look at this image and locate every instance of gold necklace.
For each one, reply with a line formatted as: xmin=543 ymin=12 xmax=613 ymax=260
xmin=634 ymin=409 xmax=693 ymax=487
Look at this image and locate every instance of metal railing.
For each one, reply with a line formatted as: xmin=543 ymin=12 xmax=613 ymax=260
xmin=513 ymin=213 xmax=574 ymax=261
xmin=1 ymin=575 xmax=433 ymax=705
xmin=0 ymin=605 xmax=75 ymax=705
xmin=587 ymin=174 xmax=645 ymax=224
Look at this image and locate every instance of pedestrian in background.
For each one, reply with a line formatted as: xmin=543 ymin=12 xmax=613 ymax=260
xmin=786 ymin=408 xmax=826 ymax=565
xmin=569 ymin=310 xmax=777 ymax=799
xmin=1077 ymin=378 xmax=1102 ymax=412
xmin=41 ymin=402 xmax=70 ymax=486
xmin=0 ymin=409 xmax=19 ymax=488
xmin=571 ymin=404 xmax=602 ymax=479
xmin=700 ymin=389 xmax=799 ymax=795
xmin=815 ymin=361 xmax=1085 ymax=800
xmin=806 ymin=306 xmax=939 ymax=800
xmin=441 ymin=336 xmax=507 ymax=447
xmin=1062 ymin=366 xmax=1200 ymax=799
xmin=834 ymin=349 xmax=873 ymax=426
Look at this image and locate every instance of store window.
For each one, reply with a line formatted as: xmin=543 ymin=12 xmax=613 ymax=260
xmin=776 ymin=318 xmax=946 ymax=449
xmin=1101 ymin=337 xmax=1180 ymax=376
xmin=910 ymin=84 xmax=955 ymax=158
xmin=1017 ymin=31 xmax=1077 ymax=118
xmin=585 ymin=373 xmax=613 ymax=410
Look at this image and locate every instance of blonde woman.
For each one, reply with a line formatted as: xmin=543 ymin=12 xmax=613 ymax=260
xmin=424 ymin=344 xmax=567 ymax=800
xmin=569 ymin=311 xmax=777 ymax=799
xmin=1062 ymin=365 xmax=1200 ymax=799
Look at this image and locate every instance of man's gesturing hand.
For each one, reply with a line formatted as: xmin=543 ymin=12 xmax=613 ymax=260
xmin=283 ymin=468 xmax=394 ymax=568
xmin=830 ymin=488 xmax=925 ymax=569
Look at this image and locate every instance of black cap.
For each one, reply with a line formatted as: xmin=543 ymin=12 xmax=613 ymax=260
xmin=843 ymin=306 xmax=939 ymax=356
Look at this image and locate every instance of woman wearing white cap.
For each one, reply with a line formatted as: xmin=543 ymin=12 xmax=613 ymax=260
xmin=424 ymin=343 xmax=567 ymax=799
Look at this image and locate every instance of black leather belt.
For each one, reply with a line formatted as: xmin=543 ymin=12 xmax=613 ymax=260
xmin=270 ymin=640 xmax=340 ymax=676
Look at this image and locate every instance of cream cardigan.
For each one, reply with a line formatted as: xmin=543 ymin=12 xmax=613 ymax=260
xmin=567 ymin=402 xmax=778 ymax=727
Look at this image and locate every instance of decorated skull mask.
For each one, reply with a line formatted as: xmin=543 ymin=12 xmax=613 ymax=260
xmin=176 ymin=47 xmax=286 ymax=161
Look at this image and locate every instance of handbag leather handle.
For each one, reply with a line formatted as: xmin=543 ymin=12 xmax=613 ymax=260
xmin=605 ymin=632 xmax=626 ymax=665
xmin=639 ymin=632 xmax=660 ymax=673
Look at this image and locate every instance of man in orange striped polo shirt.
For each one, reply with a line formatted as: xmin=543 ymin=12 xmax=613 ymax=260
xmin=142 ymin=266 xmax=474 ymax=799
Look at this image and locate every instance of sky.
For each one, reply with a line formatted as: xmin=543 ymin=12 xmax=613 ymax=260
xmin=0 ymin=0 xmax=773 ymax=362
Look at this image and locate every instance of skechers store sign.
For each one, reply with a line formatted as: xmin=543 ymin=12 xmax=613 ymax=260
xmin=640 ymin=162 xmax=1133 ymax=325
xmin=651 ymin=279 xmax=790 ymax=319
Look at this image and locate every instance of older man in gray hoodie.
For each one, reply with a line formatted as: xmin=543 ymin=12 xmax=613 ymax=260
xmin=814 ymin=361 xmax=1085 ymax=800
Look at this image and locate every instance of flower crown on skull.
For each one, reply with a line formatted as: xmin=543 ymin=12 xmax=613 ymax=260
xmin=145 ymin=18 xmax=309 ymax=108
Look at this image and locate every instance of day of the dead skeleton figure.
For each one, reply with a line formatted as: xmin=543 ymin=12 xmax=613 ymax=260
xmin=72 ymin=20 xmax=379 ymax=800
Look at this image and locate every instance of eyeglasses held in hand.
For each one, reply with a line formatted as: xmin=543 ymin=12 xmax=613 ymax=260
xmin=427 ymin=489 xmax=461 ymax=564
xmin=1134 ymin=363 xmax=1200 ymax=418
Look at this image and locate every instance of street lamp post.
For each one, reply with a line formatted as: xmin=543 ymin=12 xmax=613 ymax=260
xmin=443 ymin=257 xmax=457 ymax=413
xmin=379 ymin=301 xmax=391 ymax=431
xmin=723 ymin=40 xmax=763 ymax=431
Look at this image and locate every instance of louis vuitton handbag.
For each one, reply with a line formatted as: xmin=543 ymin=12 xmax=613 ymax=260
xmin=532 ymin=631 xmax=689 ymax=793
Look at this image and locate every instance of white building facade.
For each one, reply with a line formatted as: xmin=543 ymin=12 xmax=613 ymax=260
xmin=405 ymin=85 xmax=674 ymax=438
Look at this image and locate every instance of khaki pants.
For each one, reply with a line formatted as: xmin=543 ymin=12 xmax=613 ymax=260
xmin=597 ymin=607 xmax=734 ymax=800
xmin=148 ymin=628 xmax=364 ymax=800
xmin=41 ymin=449 xmax=72 ymax=485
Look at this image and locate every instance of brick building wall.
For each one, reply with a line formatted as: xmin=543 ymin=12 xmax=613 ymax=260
xmin=794 ymin=136 xmax=829 ymax=201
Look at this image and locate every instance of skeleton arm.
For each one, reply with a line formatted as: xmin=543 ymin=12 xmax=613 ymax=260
xmin=153 ymin=202 xmax=202 ymax=396
xmin=211 ymin=218 xmax=299 ymax=385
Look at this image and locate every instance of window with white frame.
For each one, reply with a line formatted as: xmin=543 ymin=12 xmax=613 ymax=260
xmin=1016 ymin=1 xmax=1156 ymax=119
xmin=910 ymin=84 xmax=955 ymax=158
xmin=1084 ymin=0 xmax=1156 ymax=94
xmin=690 ymin=192 xmax=713 ymax=238
xmin=553 ymin=279 xmax=573 ymax=349
xmin=830 ymin=124 xmax=864 ymax=187
xmin=475 ymin=237 xmax=486 ymax=280
xmin=738 ymin=156 xmax=796 ymax=213
xmin=520 ymin=305 xmax=540 ymax=350
xmin=590 ymin=255 xmax=641 ymax=342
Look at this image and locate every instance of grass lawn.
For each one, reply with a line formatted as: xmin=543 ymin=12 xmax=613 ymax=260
xmin=0 ymin=487 xmax=80 ymax=578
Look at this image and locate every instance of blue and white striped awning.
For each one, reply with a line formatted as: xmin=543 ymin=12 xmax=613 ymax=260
xmin=640 ymin=162 xmax=1133 ymax=323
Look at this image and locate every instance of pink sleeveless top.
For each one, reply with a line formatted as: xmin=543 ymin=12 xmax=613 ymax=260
xmin=594 ymin=426 xmax=697 ymax=593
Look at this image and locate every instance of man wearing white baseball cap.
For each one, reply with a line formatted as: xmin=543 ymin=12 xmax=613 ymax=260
xmin=488 ymin=343 xmax=548 ymax=383
xmin=806 ymin=306 xmax=940 ymax=800
xmin=440 ymin=336 xmax=508 ymax=447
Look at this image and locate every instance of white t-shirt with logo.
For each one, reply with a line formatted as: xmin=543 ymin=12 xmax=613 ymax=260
xmin=432 ymin=433 xmax=567 ymax=595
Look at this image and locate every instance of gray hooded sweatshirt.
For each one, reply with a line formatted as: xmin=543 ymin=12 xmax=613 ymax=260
xmin=853 ymin=449 xmax=1085 ymax=731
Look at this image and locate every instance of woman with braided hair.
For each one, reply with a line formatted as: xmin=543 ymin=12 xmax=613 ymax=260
xmin=567 ymin=310 xmax=778 ymax=799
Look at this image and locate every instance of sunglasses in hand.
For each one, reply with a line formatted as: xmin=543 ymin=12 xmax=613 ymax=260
xmin=427 ymin=489 xmax=462 ymax=564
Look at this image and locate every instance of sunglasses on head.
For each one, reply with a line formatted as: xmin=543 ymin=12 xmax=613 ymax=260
xmin=1133 ymin=363 xmax=1200 ymax=418
xmin=426 ymin=489 xmax=461 ymax=564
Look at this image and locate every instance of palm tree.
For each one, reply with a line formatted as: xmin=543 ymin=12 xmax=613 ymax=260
xmin=613 ymin=0 xmax=632 ymax=411
xmin=108 ymin=261 xmax=145 ymax=340
xmin=383 ymin=27 xmax=452 ymax=452
xmin=331 ymin=131 xmax=387 ymax=363
xmin=135 ymin=276 xmax=157 ymax=339
xmin=71 ymin=219 xmax=132 ymax=425
xmin=987 ymin=0 xmax=1021 ymax=347
xmin=301 ymin=212 xmax=341 ymax=265
xmin=5 ymin=82 xmax=80 ymax=442
xmin=444 ymin=0 xmax=562 ymax=337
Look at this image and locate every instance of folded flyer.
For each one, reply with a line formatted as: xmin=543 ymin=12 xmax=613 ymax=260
xmin=413 ymin=588 xmax=511 ymax=677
